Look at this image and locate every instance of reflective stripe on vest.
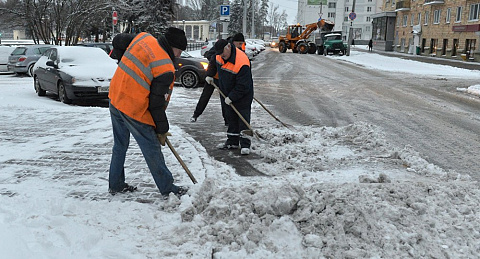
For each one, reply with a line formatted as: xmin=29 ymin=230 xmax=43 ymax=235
xmin=109 ymin=32 xmax=174 ymax=126
xmin=216 ymin=49 xmax=250 ymax=75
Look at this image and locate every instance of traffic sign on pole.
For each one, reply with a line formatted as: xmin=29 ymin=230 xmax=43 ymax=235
xmin=220 ymin=5 xmax=230 ymax=16
xmin=112 ymin=11 xmax=118 ymax=25
xmin=348 ymin=12 xmax=356 ymax=20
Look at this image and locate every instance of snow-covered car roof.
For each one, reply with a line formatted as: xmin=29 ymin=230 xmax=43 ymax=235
xmin=326 ymin=33 xmax=342 ymax=37
xmin=51 ymin=46 xmax=118 ymax=82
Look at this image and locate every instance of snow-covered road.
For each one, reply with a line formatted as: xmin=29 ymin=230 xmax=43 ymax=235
xmin=250 ymin=48 xmax=480 ymax=180
xmin=1 ymin=49 xmax=480 ymax=258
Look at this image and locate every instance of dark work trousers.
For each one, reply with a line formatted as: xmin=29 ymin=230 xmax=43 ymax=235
xmin=193 ymin=79 xmax=227 ymax=125
xmin=223 ymin=100 xmax=251 ymax=148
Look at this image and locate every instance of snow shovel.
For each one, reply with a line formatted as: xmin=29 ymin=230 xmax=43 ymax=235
xmin=165 ymin=138 xmax=198 ymax=184
xmin=253 ymin=96 xmax=293 ymax=129
xmin=211 ymin=82 xmax=262 ymax=141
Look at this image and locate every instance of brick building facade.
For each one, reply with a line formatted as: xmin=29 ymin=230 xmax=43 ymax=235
xmin=383 ymin=0 xmax=480 ymax=61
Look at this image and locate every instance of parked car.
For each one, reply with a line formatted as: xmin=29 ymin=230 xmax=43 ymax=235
xmin=245 ymin=48 xmax=255 ymax=60
xmin=0 ymin=46 xmax=15 ymax=73
xmin=201 ymin=40 xmax=215 ymax=58
xmin=245 ymin=42 xmax=259 ymax=55
xmin=76 ymin=42 xmax=113 ymax=54
xmin=247 ymin=39 xmax=267 ymax=47
xmin=246 ymin=40 xmax=265 ymax=52
xmin=175 ymin=51 xmax=208 ymax=88
xmin=33 ymin=46 xmax=117 ymax=104
xmin=7 ymin=44 xmax=53 ymax=76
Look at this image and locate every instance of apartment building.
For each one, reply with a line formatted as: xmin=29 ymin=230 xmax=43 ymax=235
xmin=297 ymin=0 xmax=382 ymax=41
xmin=382 ymin=0 xmax=480 ymax=61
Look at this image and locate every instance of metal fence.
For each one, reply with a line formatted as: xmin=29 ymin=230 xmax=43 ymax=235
xmin=187 ymin=42 xmax=204 ymax=51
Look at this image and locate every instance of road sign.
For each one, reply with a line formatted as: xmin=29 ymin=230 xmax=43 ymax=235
xmin=348 ymin=12 xmax=356 ymax=20
xmin=220 ymin=5 xmax=230 ymax=16
xmin=112 ymin=11 xmax=118 ymax=25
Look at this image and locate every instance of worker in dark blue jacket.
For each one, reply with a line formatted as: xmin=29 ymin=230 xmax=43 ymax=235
xmin=211 ymin=39 xmax=254 ymax=155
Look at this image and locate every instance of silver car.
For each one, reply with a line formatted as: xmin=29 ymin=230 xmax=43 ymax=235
xmin=7 ymin=44 xmax=53 ymax=76
xmin=0 ymin=46 xmax=15 ymax=73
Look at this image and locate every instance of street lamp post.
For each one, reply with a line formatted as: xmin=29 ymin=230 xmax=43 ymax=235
xmin=346 ymin=0 xmax=356 ymax=56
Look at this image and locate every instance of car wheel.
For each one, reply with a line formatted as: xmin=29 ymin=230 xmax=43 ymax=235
xmin=58 ymin=82 xmax=72 ymax=104
xmin=27 ymin=63 xmax=35 ymax=77
xmin=297 ymin=43 xmax=308 ymax=54
xmin=308 ymin=43 xmax=317 ymax=54
xmin=317 ymin=46 xmax=324 ymax=55
xmin=180 ymin=70 xmax=199 ymax=88
xmin=279 ymin=42 xmax=287 ymax=53
xmin=34 ymin=76 xmax=46 ymax=96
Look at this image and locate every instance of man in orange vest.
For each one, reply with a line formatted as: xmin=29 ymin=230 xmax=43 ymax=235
xmin=108 ymin=27 xmax=188 ymax=198
xmin=190 ymin=33 xmax=246 ymax=125
xmin=212 ymin=39 xmax=254 ymax=155
xmin=231 ymin=33 xmax=246 ymax=52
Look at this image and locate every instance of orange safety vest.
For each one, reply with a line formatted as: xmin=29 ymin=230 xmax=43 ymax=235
xmin=216 ymin=48 xmax=250 ymax=75
xmin=109 ymin=32 xmax=175 ymax=126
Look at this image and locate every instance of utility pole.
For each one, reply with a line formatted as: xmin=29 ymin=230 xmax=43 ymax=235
xmin=251 ymin=0 xmax=255 ymax=38
xmin=243 ymin=0 xmax=247 ymax=36
xmin=346 ymin=0 xmax=356 ymax=56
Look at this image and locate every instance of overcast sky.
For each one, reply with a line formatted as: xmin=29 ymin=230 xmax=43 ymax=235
xmin=273 ymin=0 xmax=298 ymax=24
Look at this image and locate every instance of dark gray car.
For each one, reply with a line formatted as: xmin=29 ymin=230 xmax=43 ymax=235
xmin=7 ymin=44 xmax=53 ymax=76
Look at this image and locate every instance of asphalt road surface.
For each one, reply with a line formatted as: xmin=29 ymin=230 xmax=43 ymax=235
xmin=177 ymin=48 xmax=480 ymax=179
xmin=249 ymin=49 xmax=480 ymax=180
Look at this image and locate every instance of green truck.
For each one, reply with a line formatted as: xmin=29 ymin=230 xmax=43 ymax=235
xmin=316 ymin=31 xmax=347 ymax=56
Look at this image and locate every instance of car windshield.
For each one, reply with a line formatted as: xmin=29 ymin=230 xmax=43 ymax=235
xmin=327 ymin=35 xmax=342 ymax=40
xmin=57 ymin=47 xmax=114 ymax=65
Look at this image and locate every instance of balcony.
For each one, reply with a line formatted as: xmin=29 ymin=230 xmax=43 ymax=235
xmin=395 ymin=1 xmax=411 ymax=12
xmin=424 ymin=0 xmax=444 ymax=6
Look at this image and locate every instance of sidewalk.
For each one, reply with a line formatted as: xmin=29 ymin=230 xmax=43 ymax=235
xmin=354 ymin=46 xmax=480 ymax=71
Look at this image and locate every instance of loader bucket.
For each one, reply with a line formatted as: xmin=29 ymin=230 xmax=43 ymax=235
xmin=317 ymin=19 xmax=335 ymax=32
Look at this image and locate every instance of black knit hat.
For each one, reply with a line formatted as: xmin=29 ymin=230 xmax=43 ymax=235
xmin=214 ymin=39 xmax=228 ymax=55
xmin=164 ymin=27 xmax=187 ymax=51
xmin=232 ymin=33 xmax=245 ymax=42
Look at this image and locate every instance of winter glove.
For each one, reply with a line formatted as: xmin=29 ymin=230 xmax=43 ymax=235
xmin=190 ymin=116 xmax=197 ymax=122
xmin=157 ymin=132 xmax=172 ymax=146
xmin=224 ymin=97 xmax=232 ymax=105
xmin=205 ymin=76 xmax=214 ymax=85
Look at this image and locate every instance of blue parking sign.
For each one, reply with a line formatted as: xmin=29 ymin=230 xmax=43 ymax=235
xmin=220 ymin=5 xmax=230 ymax=16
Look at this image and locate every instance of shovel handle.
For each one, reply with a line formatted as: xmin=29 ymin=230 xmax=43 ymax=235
xmin=253 ymin=96 xmax=292 ymax=129
xmin=166 ymin=138 xmax=197 ymax=184
xmin=211 ymin=82 xmax=260 ymax=140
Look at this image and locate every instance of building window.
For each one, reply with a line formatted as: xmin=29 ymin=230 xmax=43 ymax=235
xmin=367 ymin=7 xmax=372 ymax=12
xmin=345 ymin=7 xmax=349 ymax=12
xmin=469 ymin=3 xmax=480 ymax=21
xmin=424 ymin=11 xmax=429 ymax=25
xmin=328 ymin=12 xmax=336 ymax=18
xmin=418 ymin=13 xmax=422 ymax=25
xmin=392 ymin=0 xmax=396 ymax=7
xmin=365 ymin=26 xmax=371 ymax=32
xmin=345 ymin=16 xmax=349 ymax=21
xmin=456 ymin=6 xmax=462 ymax=22
xmin=403 ymin=15 xmax=408 ymax=26
xmin=328 ymin=2 xmax=336 ymax=8
xmin=411 ymin=14 xmax=414 ymax=26
xmin=446 ymin=8 xmax=451 ymax=23
xmin=368 ymin=0 xmax=372 ymax=2
xmin=434 ymin=10 xmax=441 ymax=24
xmin=366 ymin=17 xmax=371 ymax=22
